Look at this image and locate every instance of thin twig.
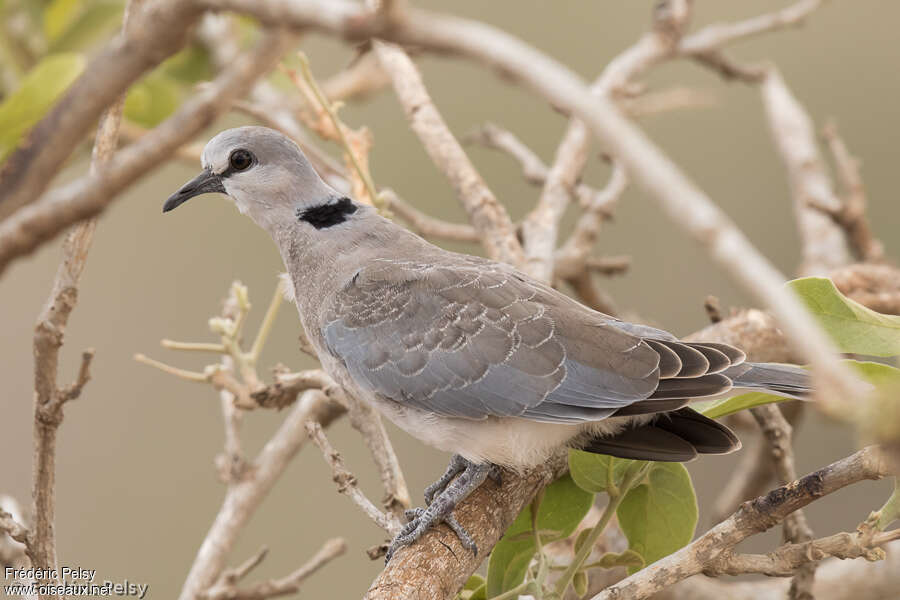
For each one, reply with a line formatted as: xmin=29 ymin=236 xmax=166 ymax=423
xmin=305 ymin=421 xmax=399 ymax=535
xmin=203 ymin=537 xmax=347 ymax=600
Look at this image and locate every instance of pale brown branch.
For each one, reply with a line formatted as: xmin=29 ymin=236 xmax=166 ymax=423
xmin=819 ymin=121 xmax=885 ymax=263
xmin=678 ymin=0 xmax=823 ymax=55
xmin=554 ymin=162 xmax=629 ymax=280
xmin=381 ymin=189 xmax=480 ymax=243
xmin=371 ymin=39 xmax=523 ymax=266
xmin=590 ymin=446 xmax=893 ymax=600
xmin=204 ymin=538 xmax=346 ymax=600
xmin=177 ymin=391 xmax=345 ymax=600
xmin=751 ymin=404 xmax=817 ymax=598
xmin=26 ymin=3 xmax=135 ymax=589
xmin=0 ymin=0 xmax=201 ymax=220
xmin=305 ymin=421 xmax=399 ymax=535
xmin=365 ymin=456 xmax=568 ymax=600
xmin=0 ymin=30 xmax=297 ymax=276
xmin=830 ymin=263 xmax=900 ymax=316
xmin=520 ymin=0 xmax=691 ymax=283
xmin=705 ymin=529 xmax=900 ymax=578
xmin=761 ymin=67 xmax=852 ymax=276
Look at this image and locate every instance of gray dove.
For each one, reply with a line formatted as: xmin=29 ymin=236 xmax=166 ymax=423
xmin=164 ymin=126 xmax=809 ymax=562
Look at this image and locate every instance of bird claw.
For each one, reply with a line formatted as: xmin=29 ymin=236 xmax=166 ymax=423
xmin=385 ymin=506 xmax=476 ymax=563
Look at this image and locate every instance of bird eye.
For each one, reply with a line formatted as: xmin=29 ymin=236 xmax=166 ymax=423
xmin=229 ymin=149 xmax=254 ymax=171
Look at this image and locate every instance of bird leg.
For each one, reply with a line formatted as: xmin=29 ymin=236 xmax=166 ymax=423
xmin=385 ymin=458 xmax=495 ymax=562
xmin=423 ymin=453 xmax=468 ymax=505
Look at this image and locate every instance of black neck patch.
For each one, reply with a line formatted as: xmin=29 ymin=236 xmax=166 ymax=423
xmin=297 ymin=197 xmax=358 ymax=229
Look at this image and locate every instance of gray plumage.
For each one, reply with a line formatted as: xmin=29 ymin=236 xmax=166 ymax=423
xmin=165 ymin=126 xmax=810 ymax=560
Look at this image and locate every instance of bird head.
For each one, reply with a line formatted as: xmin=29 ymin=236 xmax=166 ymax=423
xmin=164 ymin=126 xmax=339 ymax=231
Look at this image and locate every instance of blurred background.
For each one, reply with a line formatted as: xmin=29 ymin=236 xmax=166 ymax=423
xmin=1 ymin=0 xmax=898 ymax=597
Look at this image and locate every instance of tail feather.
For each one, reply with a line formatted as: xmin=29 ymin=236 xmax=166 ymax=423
xmin=581 ymin=408 xmax=741 ymax=462
xmin=724 ymin=362 xmax=810 ymax=399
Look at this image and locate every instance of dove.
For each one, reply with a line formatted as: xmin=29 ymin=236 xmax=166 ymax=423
xmin=164 ymin=126 xmax=808 ymax=561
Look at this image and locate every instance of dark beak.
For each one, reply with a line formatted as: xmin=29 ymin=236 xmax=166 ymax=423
xmin=163 ymin=168 xmax=226 ymax=213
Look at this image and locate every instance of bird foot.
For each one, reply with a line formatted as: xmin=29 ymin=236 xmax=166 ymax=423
xmin=385 ymin=459 xmax=495 ymax=563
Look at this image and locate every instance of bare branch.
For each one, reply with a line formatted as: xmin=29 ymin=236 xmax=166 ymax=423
xmin=204 ymin=538 xmax=346 ymax=600
xmin=590 ymin=446 xmax=893 ymax=600
xmin=381 ymin=189 xmax=479 ymax=243
xmin=371 ymin=39 xmax=524 ymax=266
xmin=365 ymin=456 xmax=567 ymax=600
xmin=0 ymin=30 xmax=298 ymax=275
xmin=678 ymin=0 xmax=823 ymax=54
xmin=831 ymin=263 xmax=900 ymax=316
xmin=306 ymin=421 xmax=399 ymax=535
xmin=819 ymin=121 xmax=885 ymax=263
xmin=751 ymin=404 xmax=817 ymax=598
xmin=0 ymin=0 xmax=201 ymax=219
xmin=554 ymin=162 xmax=629 ymax=280
xmin=177 ymin=391 xmax=345 ymax=600
xmin=761 ymin=67 xmax=852 ymax=275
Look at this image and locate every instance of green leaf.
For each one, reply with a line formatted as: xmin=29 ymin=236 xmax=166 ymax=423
xmin=44 ymin=0 xmax=83 ymax=41
xmin=789 ymin=277 xmax=900 ymax=357
xmin=568 ymin=450 xmax=631 ymax=494
xmin=486 ymin=474 xmax=593 ymax=597
xmin=617 ymin=462 xmax=697 ymax=573
xmin=124 ymin=72 xmax=180 ymax=127
xmin=48 ymin=1 xmax=124 ymax=52
xmin=0 ymin=52 xmax=86 ymax=162
xmin=696 ymin=391 xmax=787 ymax=420
xmin=161 ymin=45 xmax=214 ymax=83
xmin=457 ymin=574 xmax=486 ymax=600
xmin=573 ymin=570 xmax=588 ymax=598
xmin=588 ymin=549 xmax=645 ymax=570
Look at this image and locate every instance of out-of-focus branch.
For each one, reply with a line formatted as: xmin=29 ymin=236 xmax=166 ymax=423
xmin=761 ymin=68 xmax=852 ymax=276
xmin=203 ymin=537 xmax=346 ymax=600
xmin=554 ymin=162 xmax=629 ymax=280
xmin=830 ymin=263 xmax=900 ymax=316
xmin=306 ymin=422 xmax=400 ymax=535
xmin=462 ymin=122 xmax=604 ymax=207
xmin=371 ymin=40 xmax=524 ymax=267
xmin=0 ymin=31 xmax=297 ymax=276
xmin=381 ymin=189 xmax=480 ymax=243
xmin=590 ymin=446 xmax=893 ymax=600
xmin=178 ymin=391 xmax=346 ymax=600
xmin=521 ymin=0 xmax=692 ymax=283
xmin=751 ymin=404 xmax=816 ymax=599
xmin=0 ymin=0 xmax=201 ymax=219
xmin=658 ymin=543 xmax=900 ymax=600
xmin=819 ymin=121 xmax=885 ymax=263
xmin=26 ymin=3 xmax=137 ymax=591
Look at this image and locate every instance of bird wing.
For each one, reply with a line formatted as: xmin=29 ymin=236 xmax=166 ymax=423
xmin=322 ymin=258 xmax=673 ymax=422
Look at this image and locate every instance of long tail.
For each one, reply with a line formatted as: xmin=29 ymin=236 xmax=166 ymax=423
xmin=579 ymin=362 xmax=810 ymax=462
xmin=723 ymin=362 xmax=810 ymax=400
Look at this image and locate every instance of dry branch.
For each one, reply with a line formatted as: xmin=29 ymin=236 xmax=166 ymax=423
xmin=306 ymin=422 xmax=399 ymax=535
xmin=178 ymin=391 xmax=345 ymax=600
xmin=203 ymin=537 xmax=346 ymax=600
xmin=762 ymin=67 xmax=852 ymax=276
xmin=365 ymin=456 xmax=568 ymax=600
xmin=0 ymin=0 xmax=201 ymax=219
xmin=0 ymin=30 xmax=297 ymax=276
xmin=371 ymin=39 xmax=523 ymax=266
xmin=590 ymin=446 xmax=893 ymax=600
